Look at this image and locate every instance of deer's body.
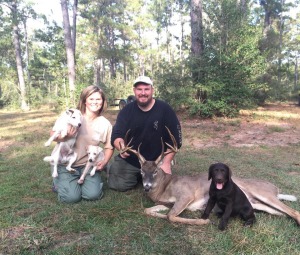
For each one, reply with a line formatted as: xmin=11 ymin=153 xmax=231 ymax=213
xmin=122 ymin=127 xmax=300 ymax=226
xmin=145 ymin=171 xmax=209 ymax=209
xmin=140 ymin=160 xmax=210 ymax=224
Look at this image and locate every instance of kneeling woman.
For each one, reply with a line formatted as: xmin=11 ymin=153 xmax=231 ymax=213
xmin=50 ymin=86 xmax=114 ymax=203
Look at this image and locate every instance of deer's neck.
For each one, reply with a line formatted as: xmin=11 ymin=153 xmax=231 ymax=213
xmin=148 ymin=170 xmax=173 ymax=202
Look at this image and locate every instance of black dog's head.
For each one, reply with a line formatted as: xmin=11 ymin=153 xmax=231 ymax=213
xmin=208 ymin=163 xmax=232 ymax=190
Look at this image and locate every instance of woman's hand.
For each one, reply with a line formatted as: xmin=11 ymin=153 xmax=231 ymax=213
xmin=96 ymin=160 xmax=107 ymax=171
xmin=96 ymin=148 xmax=114 ymax=171
xmin=52 ymin=125 xmax=78 ymax=142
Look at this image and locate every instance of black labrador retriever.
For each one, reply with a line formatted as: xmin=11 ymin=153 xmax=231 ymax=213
xmin=201 ymin=163 xmax=256 ymax=230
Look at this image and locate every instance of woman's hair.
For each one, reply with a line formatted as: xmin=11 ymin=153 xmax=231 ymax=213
xmin=77 ymin=85 xmax=107 ymax=116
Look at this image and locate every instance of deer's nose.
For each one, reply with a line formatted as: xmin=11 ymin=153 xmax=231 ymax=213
xmin=143 ymin=184 xmax=152 ymax=192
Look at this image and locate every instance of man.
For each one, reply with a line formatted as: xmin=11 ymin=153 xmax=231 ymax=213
xmin=108 ymin=75 xmax=182 ymax=192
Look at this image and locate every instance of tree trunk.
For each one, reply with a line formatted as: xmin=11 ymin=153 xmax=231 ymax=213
xmin=295 ymin=57 xmax=299 ymax=92
xmin=260 ymin=0 xmax=272 ymax=36
xmin=60 ymin=0 xmax=76 ymax=105
xmin=190 ymin=0 xmax=204 ymax=82
xmin=190 ymin=0 xmax=204 ymax=57
xmin=12 ymin=1 xmax=29 ymax=111
xmin=277 ymin=0 xmax=285 ymax=98
xmin=94 ymin=59 xmax=101 ymax=87
xmin=72 ymin=0 xmax=78 ymax=54
xmin=23 ymin=17 xmax=31 ymax=99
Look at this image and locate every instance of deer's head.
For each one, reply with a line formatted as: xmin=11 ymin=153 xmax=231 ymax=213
xmin=120 ymin=127 xmax=178 ymax=192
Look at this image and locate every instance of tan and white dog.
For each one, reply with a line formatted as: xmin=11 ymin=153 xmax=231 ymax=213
xmin=44 ymin=108 xmax=82 ymax=178
xmin=78 ymin=145 xmax=104 ymax=184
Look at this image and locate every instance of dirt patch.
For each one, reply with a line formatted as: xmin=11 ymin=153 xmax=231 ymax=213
xmin=177 ymin=102 xmax=300 ymax=148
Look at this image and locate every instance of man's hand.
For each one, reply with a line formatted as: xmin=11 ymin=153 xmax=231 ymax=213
xmin=114 ymin=138 xmax=130 ymax=158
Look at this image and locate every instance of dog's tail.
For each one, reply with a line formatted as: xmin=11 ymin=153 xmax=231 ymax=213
xmin=277 ymin=194 xmax=297 ymax=202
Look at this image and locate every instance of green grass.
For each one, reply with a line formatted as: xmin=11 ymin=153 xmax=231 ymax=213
xmin=0 ymin=109 xmax=300 ymax=254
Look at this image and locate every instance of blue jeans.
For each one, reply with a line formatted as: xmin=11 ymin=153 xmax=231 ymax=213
xmin=52 ymin=165 xmax=103 ymax=203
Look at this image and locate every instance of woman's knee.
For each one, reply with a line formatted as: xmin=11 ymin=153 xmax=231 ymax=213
xmin=83 ymin=190 xmax=104 ymax=201
xmin=58 ymin=192 xmax=81 ymax=203
xmin=82 ymin=180 xmax=104 ymax=200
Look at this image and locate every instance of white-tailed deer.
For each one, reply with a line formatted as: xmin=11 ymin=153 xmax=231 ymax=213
xmin=121 ymin=127 xmax=300 ymax=226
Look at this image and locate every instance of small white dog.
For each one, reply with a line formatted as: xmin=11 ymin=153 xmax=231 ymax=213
xmin=78 ymin=145 xmax=104 ymax=184
xmin=44 ymin=108 xmax=82 ymax=178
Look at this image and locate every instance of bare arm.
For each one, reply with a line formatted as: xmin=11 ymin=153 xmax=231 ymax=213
xmin=96 ymin=148 xmax=114 ymax=170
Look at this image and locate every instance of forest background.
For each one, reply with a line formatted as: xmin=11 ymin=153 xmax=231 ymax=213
xmin=0 ymin=0 xmax=299 ymax=118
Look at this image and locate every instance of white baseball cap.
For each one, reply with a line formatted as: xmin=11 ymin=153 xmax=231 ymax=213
xmin=133 ymin=76 xmax=153 ymax=87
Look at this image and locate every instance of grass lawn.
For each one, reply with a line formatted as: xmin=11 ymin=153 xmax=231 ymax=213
xmin=0 ymin=104 xmax=300 ymax=255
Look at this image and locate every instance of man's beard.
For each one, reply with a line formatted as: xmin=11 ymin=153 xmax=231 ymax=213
xmin=137 ymin=96 xmax=152 ymax=107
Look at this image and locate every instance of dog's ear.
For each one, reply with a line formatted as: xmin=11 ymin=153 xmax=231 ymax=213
xmin=208 ymin=164 xmax=214 ymax=180
xmin=226 ymin=164 xmax=232 ymax=179
xmin=65 ymin=109 xmax=72 ymax=116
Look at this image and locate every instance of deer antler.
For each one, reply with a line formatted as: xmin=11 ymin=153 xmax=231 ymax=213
xmin=164 ymin=126 xmax=179 ymax=154
xmin=119 ymin=127 xmax=178 ymax=166
xmin=119 ymin=129 xmax=133 ymax=154
xmin=119 ymin=130 xmax=146 ymax=164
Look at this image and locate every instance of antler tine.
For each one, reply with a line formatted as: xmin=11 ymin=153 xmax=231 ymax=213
xmin=136 ymin=143 xmax=146 ymax=164
xmin=119 ymin=130 xmax=146 ymax=164
xmin=155 ymin=138 xmax=165 ymax=165
xmin=119 ymin=129 xmax=133 ymax=154
xmin=127 ymin=143 xmax=146 ymax=164
xmin=123 ymin=129 xmax=131 ymax=145
xmin=165 ymin=126 xmax=179 ymax=153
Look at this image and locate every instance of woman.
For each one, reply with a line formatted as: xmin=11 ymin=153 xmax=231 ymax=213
xmin=51 ymin=86 xmax=114 ymax=203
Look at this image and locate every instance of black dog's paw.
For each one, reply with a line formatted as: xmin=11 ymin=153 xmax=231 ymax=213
xmin=218 ymin=224 xmax=226 ymax=231
xmin=201 ymin=213 xmax=209 ymax=220
xmin=218 ymin=220 xmax=228 ymax=231
xmin=244 ymin=218 xmax=255 ymax=227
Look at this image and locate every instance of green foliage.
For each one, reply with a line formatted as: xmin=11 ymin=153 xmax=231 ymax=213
xmin=100 ymin=75 xmax=135 ymax=104
xmin=155 ymin=61 xmax=193 ymax=110
xmin=189 ymin=99 xmax=239 ymax=118
xmin=0 ymin=0 xmax=299 ymax=114
xmin=186 ymin=2 xmax=268 ymax=117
